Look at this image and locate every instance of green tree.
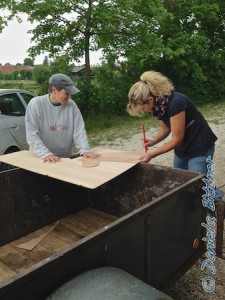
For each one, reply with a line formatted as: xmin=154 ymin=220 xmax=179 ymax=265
xmin=2 ymin=0 xmax=224 ymax=113
xmin=32 ymin=65 xmax=51 ymax=84
xmin=0 ymin=12 xmax=7 ymax=33
xmin=25 ymin=56 xmax=75 ymax=96
xmin=76 ymin=54 xmax=132 ymax=117
xmin=24 ymin=57 xmax=34 ymax=66
xmin=43 ymin=56 xmax=49 ymax=66
xmin=0 ymin=71 xmax=5 ymax=80
xmin=32 ymin=65 xmax=52 ymax=94
xmin=20 ymin=69 xmax=33 ymax=80
xmin=49 ymin=55 xmax=72 ymax=75
xmin=5 ymin=73 xmax=13 ymax=80
xmin=0 ymin=0 xmax=136 ymax=83
xmin=121 ymin=0 xmax=225 ymax=103
xmin=155 ymin=0 xmax=225 ymax=102
xmin=11 ymin=70 xmax=20 ymax=80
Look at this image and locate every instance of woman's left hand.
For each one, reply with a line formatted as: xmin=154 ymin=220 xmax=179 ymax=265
xmin=139 ymin=153 xmax=153 ymax=163
xmin=83 ymin=152 xmax=100 ymax=158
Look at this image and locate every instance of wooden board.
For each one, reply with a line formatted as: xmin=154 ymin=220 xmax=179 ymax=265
xmin=0 ymin=208 xmax=117 ymax=285
xmin=81 ymin=150 xmax=142 ymax=165
xmin=0 ymin=148 xmax=141 ymax=189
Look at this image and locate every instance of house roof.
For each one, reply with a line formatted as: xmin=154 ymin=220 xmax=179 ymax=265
xmin=71 ymin=66 xmax=86 ymax=73
xmin=0 ymin=65 xmax=33 ymax=74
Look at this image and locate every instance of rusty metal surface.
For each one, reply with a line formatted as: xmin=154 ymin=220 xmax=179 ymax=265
xmin=90 ymin=163 xmax=203 ymax=216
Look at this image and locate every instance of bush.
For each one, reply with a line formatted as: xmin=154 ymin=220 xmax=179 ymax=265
xmin=75 ymin=63 xmax=132 ymax=118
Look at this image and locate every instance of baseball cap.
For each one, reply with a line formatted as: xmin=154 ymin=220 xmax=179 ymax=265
xmin=49 ymin=73 xmax=80 ymax=95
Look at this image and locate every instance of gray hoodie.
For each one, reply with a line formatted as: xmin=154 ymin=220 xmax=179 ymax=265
xmin=25 ymin=94 xmax=91 ymax=158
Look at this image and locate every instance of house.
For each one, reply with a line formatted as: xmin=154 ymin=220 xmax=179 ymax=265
xmin=71 ymin=66 xmax=86 ymax=81
xmin=71 ymin=66 xmax=94 ymax=81
xmin=0 ymin=65 xmax=33 ymax=74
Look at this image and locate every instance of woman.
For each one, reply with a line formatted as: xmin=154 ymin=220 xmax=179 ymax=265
xmin=127 ymin=71 xmax=217 ymax=174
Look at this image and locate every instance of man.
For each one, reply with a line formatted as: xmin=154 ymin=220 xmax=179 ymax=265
xmin=25 ymin=73 xmax=98 ymax=163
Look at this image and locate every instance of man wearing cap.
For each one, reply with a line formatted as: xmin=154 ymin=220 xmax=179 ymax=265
xmin=25 ymin=73 xmax=98 ymax=163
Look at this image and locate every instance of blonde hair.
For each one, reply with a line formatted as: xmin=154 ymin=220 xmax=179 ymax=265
xmin=127 ymin=70 xmax=174 ymax=116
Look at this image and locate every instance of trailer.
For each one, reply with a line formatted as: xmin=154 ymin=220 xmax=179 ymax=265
xmin=0 ymin=149 xmax=204 ymax=299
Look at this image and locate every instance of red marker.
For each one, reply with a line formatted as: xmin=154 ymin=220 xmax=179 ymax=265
xmin=142 ymin=124 xmax=148 ymax=153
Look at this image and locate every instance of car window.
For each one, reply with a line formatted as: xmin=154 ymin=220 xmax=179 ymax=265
xmin=20 ymin=92 xmax=34 ymax=105
xmin=0 ymin=93 xmax=25 ymax=116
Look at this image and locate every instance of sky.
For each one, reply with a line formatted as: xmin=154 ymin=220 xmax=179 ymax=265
xmin=0 ymin=16 xmax=102 ymax=66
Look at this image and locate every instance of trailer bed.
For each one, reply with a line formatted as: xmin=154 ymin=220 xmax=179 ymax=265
xmin=0 ymin=208 xmax=117 ymax=285
xmin=0 ymin=162 xmax=205 ymax=299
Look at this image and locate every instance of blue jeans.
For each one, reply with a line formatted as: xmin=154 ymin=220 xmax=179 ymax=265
xmin=173 ymin=146 xmax=215 ymax=174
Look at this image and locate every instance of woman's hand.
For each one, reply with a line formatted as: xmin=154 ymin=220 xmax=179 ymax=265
xmin=139 ymin=152 xmax=154 ymax=163
xmin=83 ymin=152 xmax=100 ymax=158
xmin=141 ymin=112 xmax=185 ymax=162
xmin=143 ymin=138 xmax=156 ymax=150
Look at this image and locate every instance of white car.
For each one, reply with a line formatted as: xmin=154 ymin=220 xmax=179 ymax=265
xmin=0 ymin=89 xmax=35 ymax=170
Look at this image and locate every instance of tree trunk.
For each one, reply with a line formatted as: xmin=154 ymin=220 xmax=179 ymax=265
xmin=84 ymin=0 xmax=92 ymax=84
xmin=84 ymin=33 xmax=91 ymax=84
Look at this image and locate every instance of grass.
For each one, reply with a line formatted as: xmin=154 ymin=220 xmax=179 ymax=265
xmin=0 ymin=80 xmax=39 ymax=94
xmin=198 ymin=99 xmax=225 ymax=124
xmin=85 ymin=114 xmax=158 ymax=148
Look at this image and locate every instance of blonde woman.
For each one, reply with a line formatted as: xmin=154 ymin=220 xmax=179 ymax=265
xmin=127 ymin=71 xmax=217 ymax=173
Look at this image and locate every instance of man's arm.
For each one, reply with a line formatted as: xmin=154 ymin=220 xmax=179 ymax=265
xmin=25 ymin=100 xmax=53 ymax=159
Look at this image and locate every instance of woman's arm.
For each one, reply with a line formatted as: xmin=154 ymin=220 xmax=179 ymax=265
xmin=141 ymin=111 xmax=185 ymax=162
xmin=145 ymin=120 xmax=171 ymax=148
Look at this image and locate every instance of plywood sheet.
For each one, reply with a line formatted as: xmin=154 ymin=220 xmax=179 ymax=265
xmin=0 ymin=148 xmax=141 ymax=189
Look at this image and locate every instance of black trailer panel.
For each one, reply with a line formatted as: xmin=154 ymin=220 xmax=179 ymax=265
xmin=0 ymin=163 xmax=204 ymax=299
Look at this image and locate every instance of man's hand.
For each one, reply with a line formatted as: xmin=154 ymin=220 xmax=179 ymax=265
xmin=43 ymin=154 xmax=61 ymax=163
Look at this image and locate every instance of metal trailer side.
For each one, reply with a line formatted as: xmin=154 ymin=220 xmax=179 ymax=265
xmin=0 ymin=163 xmax=204 ymax=300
